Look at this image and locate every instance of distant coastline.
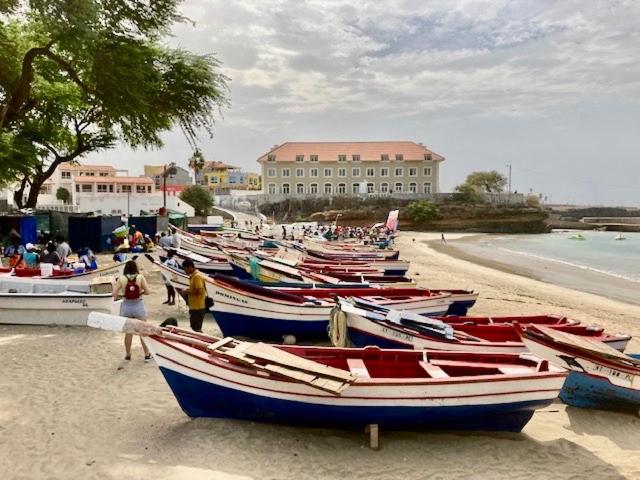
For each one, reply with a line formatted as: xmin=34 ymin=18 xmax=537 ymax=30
xmin=429 ymin=235 xmax=640 ymax=307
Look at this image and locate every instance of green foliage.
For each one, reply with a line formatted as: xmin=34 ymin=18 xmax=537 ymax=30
xmin=453 ymin=183 xmax=487 ymax=204
xmin=405 ymin=200 xmax=440 ymax=224
xmin=55 ymin=186 xmax=70 ymax=203
xmin=180 ymin=185 xmax=213 ymax=216
xmin=460 ymin=170 xmax=507 ymax=193
xmin=0 ymin=0 xmax=229 ymax=207
xmin=525 ymin=194 xmax=540 ymax=207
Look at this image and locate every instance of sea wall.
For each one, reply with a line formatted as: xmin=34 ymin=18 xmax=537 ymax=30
xmin=259 ymin=198 xmax=549 ymax=233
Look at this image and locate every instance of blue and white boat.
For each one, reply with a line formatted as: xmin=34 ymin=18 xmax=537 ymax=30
xmin=520 ymin=325 xmax=640 ymax=412
xmin=141 ymin=325 xmax=567 ymax=432
xmin=206 ymin=274 xmax=453 ymax=340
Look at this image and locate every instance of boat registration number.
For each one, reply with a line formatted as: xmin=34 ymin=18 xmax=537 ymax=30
xmin=587 ymin=364 xmax=634 ymax=386
xmin=381 ymin=327 xmax=412 ymax=343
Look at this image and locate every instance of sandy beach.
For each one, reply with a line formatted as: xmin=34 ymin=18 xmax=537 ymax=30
xmin=2 ymin=233 xmax=640 ymax=479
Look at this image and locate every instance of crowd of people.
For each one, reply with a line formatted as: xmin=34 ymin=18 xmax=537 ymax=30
xmin=281 ymin=223 xmax=395 ymax=247
xmin=1 ymin=229 xmax=96 ymax=271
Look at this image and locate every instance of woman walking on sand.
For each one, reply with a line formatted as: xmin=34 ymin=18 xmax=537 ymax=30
xmin=114 ymin=260 xmax=152 ymax=361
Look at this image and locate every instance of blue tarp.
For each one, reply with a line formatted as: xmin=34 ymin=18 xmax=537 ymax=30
xmin=19 ymin=216 xmax=37 ymax=244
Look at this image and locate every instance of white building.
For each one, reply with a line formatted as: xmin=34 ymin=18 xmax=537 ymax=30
xmin=33 ymin=163 xmax=194 ymax=216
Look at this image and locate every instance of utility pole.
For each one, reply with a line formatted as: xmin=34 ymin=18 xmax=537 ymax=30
xmin=506 ymin=164 xmax=512 ymax=193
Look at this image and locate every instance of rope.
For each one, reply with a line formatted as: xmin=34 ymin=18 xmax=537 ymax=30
xmin=328 ymin=304 xmax=349 ymax=347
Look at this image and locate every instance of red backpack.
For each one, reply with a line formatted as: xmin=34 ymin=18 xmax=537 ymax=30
xmin=124 ymin=275 xmax=141 ymax=300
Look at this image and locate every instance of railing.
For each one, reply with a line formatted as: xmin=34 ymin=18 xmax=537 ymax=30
xmin=36 ymin=204 xmax=80 ymax=213
xmin=212 ymin=192 xmax=526 ymax=211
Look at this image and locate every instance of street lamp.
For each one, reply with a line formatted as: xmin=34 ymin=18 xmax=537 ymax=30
xmin=163 ymin=162 xmax=178 ymax=212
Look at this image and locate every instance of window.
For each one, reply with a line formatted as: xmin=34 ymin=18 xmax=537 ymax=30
xmin=121 ymin=185 xmax=132 ymax=193
xmin=109 ymin=185 xmax=114 ymax=193
xmin=296 ymin=155 xmax=304 ymax=162
xmin=409 ymin=182 xmax=417 ymax=193
xmin=337 ymin=183 xmax=346 ymax=194
xmin=366 ymin=168 xmax=375 ymax=177
xmin=367 ymin=183 xmax=375 ymax=193
xmin=137 ymin=185 xmax=147 ymax=193
xmin=394 ymin=182 xmax=403 ymax=193
xmin=282 ymin=183 xmax=290 ymax=194
xmin=380 ymin=182 xmax=389 ymax=193
xmin=296 ymin=183 xmax=305 ymax=194
xmin=323 ymin=168 xmax=332 ymax=177
xmin=267 ymin=154 xmax=276 ymax=162
xmin=210 ymin=176 xmax=218 ymax=184
xmin=85 ymin=172 xmax=95 ymax=176
xmin=423 ymin=182 xmax=432 ymax=194
xmin=338 ymin=168 xmax=347 ymax=177
xmin=380 ymin=167 xmax=389 ymax=177
xmin=394 ymin=167 xmax=404 ymax=177
xmin=310 ymin=183 xmax=318 ymax=194
xmin=75 ymin=184 xmax=80 ymax=192
xmin=424 ymin=167 xmax=432 ymax=176
xmin=147 ymin=186 xmax=152 ymax=193
xmin=409 ymin=167 xmax=417 ymax=177
xmin=352 ymin=183 xmax=360 ymax=194
xmin=268 ymin=183 xmax=276 ymax=194
xmin=97 ymin=184 xmax=108 ymax=193
xmin=338 ymin=154 xmax=347 ymax=162
xmin=61 ymin=171 xmax=71 ymax=179
xmin=324 ymin=183 xmax=333 ymax=194
xmin=267 ymin=168 xmax=276 ymax=178
xmin=310 ymin=168 xmax=318 ymax=177
xmin=310 ymin=155 xmax=318 ymax=162
xmin=352 ymin=167 xmax=361 ymax=177
xmin=352 ymin=154 xmax=360 ymax=162
xmin=81 ymin=184 xmax=92 ymax=193
xmin=424 ymin=153 xmax=433 ymax=161
xmin=381 ymin=154 xmax=389 ymax=161
xmin=395 ymin=154 xmax=404 ymax=161
xmin=99 ymin=172 xmax=109 ymax=177
xmin=296 ymin=168 xmax=304 ymax=177
xmin=282 ymin=168 xmax=290 ymax=178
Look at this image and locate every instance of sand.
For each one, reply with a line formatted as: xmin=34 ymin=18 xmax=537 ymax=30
xmin=1 ymin=233 xmax=640 ymax=479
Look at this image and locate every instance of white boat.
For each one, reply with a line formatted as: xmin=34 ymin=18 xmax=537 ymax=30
xmin=615 ymin=233 xmax=626 ymax=241
xmin=0 ymin=278 xmax=119 ymax=326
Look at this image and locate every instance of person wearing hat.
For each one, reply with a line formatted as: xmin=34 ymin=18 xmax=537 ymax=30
xmin=23 ymin=243 xmax=39 ymax=268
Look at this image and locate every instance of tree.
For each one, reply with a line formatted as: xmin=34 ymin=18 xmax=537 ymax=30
xmin=55 ymin=186 xmax=70 ymax=203
xmin=405 ymin=200 xmax=440 ymax=224
xmin=461 ymin=171 xmax=507 ymax=193
xmin=180 ymin=185 xmax=213 ymax=216
xmin=0 ymin=1 xmax=229 ymax=208
xmin=453 ymin=183 xmax=486 ymax=204
xmin=188 ymin=150 xmax=205 ymax=184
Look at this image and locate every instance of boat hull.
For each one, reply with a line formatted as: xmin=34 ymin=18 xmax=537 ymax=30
xmin=560 ymin=370 xmax=640 ymax=411
xmin=148 ymin=337 xmax=566 ymax=432
xmin=0 ymin=294 xmax=119 ymax=326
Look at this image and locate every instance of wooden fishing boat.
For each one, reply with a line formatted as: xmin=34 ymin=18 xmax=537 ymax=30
xmin=87 ymin=314 xmax=568 ymax=432
xmin=157 ymin=247 xmax=233 ymax=275
xmin=520 ymin=325 xmax=640 ymax=412
xmin=207 ymin=274 xmax=453 ymax=340
xmin=338 ymin=301 xmax=631 ymax=354
xmin=0 ymin=277 xmax=118 ymax=326
xmin=11 ymin=259 xmax=130 ymax=282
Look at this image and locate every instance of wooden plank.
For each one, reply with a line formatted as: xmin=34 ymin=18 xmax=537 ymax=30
xmin=418 ymin=361 xmax=450 ymax=379
xmin=241 ymin=342 xmax=355 ymax=382
xmin=346 ymin=359 xmax=371 ymax=378
xmin=534 ymin=326 xmax=639 ymax=365
xmin=206 ymin=337 xmax=236 ymax=352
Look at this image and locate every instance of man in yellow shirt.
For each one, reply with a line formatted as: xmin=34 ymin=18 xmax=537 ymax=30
xmin=182 ymin=259 xmax=207 ymax=332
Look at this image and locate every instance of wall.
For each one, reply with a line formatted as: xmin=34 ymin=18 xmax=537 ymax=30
xmin=73 ymin=193 xmax=194 ymax=216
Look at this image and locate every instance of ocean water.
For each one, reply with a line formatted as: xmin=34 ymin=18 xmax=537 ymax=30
xmin=477 ymin=231 xmax=640 ymax=283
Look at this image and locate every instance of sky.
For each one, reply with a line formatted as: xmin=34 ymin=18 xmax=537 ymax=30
xmin=90 ymin=0 xmax=640 ymax=206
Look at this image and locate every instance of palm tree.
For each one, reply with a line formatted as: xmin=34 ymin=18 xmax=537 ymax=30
xmin=188 ymin=150 xmax=206 ymax=185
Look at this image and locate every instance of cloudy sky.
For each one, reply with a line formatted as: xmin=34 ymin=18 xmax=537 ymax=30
xmin=91 ymin=0 xmax=640 ymax=205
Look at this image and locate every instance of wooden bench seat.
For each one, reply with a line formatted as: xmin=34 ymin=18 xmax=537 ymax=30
xmin=346 ymin=358 xmax=371 ymax=378
xmin=419 ymin=361 xmax=450 ymax=379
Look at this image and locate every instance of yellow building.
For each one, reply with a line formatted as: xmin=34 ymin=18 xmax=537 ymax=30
xmin=198 ymin=161 xmax=261 ymax=192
